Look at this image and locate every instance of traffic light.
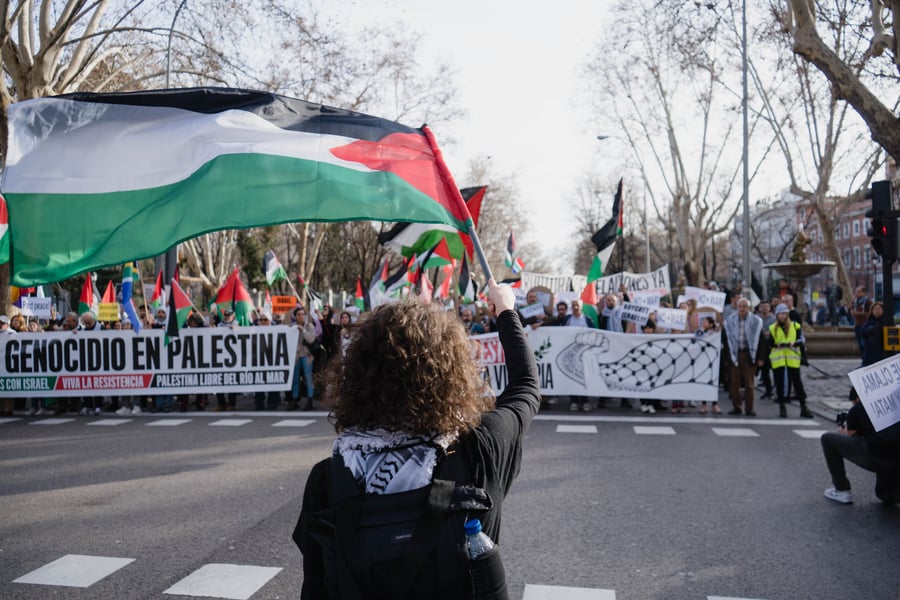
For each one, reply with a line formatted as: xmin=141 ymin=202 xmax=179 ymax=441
xmin=866 ymin=180 xmax=898 ymax=260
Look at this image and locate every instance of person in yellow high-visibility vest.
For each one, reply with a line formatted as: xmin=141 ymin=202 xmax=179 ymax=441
xmin=769 ymin=304 xmax=812 ymax=418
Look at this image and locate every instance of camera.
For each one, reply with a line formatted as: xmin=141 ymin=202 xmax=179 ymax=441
xmin=836 ymin=412 xmax=848 ymax=427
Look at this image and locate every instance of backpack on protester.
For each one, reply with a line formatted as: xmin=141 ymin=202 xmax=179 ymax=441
xmin=298 ymin=448 xmax=508 ymax=600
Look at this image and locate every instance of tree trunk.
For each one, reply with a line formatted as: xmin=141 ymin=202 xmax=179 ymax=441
xmin=788 ymin=0 xmax=900 ymax=161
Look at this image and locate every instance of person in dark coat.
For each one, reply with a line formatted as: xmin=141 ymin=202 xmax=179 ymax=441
xmin=294 ymin=279 xmax=540 ymax=598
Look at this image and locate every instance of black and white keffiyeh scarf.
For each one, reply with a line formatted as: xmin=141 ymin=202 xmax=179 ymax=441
xmin=334 ymin=428 xmax=457 ymax=495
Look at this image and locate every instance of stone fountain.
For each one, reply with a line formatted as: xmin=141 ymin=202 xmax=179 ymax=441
xmin=763 ymin=226 xmax=835 ymax=309
xmin=761 ymin=227 xmax=858 ymax=355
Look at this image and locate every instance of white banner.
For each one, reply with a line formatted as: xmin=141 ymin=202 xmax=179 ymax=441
xmin=19 ymin=297 xmax=53 ymax=318
xmin=848 ymin=355 xmax=900 ymax=432
xmin=655 ymin=307 xmax=687 ymax=331
xmin=475 ymin=328 xmax=720 ymax=400
xmin=519 ymin=271 xmax=574 ymax=293
xmin=596 ymin=265 xmax=670 ymax=297
xmin=0 ymin=327 xmax=299 ymax=397
xmin=621 ymin=302 xmax=651 ymax=326
xmin=685 ymin=286 xmax=726 ymax=312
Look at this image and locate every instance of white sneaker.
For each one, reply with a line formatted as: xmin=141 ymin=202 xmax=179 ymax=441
xmin=824 ymin=487 xmax=852 ymax=504
xmin=569 ymin=403 xmax=579 ymax=412
xmin=94 ymin=407 xmax=102 ymax=415
xmin=35 ymin=408 xmax=50 ymax=416
xmin=28 ymin=408 xmax=38 ymax=416
xmin=646 ymin=404 xmax=656 ymax=415
xmin=131 ymin=406 xmax=142 ymax=415
xmin=640 ymin=404 xmax=649 ymax=413
xmin=116 ymin=406 xmax=131 ymax=416
xmin=78 ymin=407 xmax=90 ymax=416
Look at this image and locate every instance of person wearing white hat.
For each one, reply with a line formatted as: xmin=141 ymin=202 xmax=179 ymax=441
xmin=769 ymin=304 xmax=812 ymax=418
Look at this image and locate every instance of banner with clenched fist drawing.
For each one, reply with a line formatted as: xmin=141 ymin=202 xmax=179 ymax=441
xmin=474 ymin=327 xmax=720 ymax=401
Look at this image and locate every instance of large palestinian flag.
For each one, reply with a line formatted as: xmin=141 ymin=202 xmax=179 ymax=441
xmin=2 ymin=87 xmax=472 ymax=286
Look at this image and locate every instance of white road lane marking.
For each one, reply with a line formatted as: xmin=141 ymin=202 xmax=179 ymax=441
xmin=209 ymin=419 xmax=252 ymax=426
xmin=523 ymin=584 xmax=616 ymax=599
xmin=87 ymin=419 xmax=132 ymax=426
xmin=711 ymin=428 xmax=760 ymax=437
xmin=163 ymin=563 xmax=282 ymax=599
xmin=793 ymin=429 xmax=828 ymax=439
xmin=146 ymin=419 xmax=192 ymax=426
xmin=272 ymin=419 xmax=315 ymax=427
xmin=633 ymin=426 xmax=676 ymax=435
xmin=13 ymin=554 xmax=134 ymax=588
xmin=556 ymin=424 xmax=599 ymax=433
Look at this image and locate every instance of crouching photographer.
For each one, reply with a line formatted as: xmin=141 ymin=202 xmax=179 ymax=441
xmin=820 ymin=387 xmax=900 ymax=505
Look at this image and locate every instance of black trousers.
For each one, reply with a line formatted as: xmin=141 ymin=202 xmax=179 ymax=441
xmin=773 ymin=366 xmax=805 ymax=403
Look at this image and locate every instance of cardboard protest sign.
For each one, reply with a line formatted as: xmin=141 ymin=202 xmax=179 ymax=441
xmin=621 ymin=302 xmax=651 ymax=326
xmin=848 ymin=355 xmax=900 ymax=432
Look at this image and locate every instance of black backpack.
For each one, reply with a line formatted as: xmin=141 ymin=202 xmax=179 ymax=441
xmin=299 ymin=447 xmax=508 ymax=600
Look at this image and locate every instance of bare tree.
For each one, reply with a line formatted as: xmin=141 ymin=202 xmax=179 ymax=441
xmin=780 ymin=0 xmax=900 ymax=160
xmin=750 ymin=1 xmax=888 ymax=300
xmin=584 ymin=0 xmax=761 ymax=287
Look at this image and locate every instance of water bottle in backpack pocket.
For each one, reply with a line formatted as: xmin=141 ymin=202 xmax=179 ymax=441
xmin=464 ymin=518 xmax=508 ymax=600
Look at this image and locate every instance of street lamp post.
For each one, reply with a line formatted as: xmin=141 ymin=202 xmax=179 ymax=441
xmin=741 ymin=0 xmax=751 ymax=290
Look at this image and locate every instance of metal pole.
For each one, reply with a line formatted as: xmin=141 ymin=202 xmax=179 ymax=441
xmin=741 ymin=0 xmax=751 ymax=290
xmin=160 ymin=0 xmax=188 ymax=282
xmin=643 ymin=183 xmax=650 ymax=273
xmin=165 ymin=0 xmax=188 ymax=88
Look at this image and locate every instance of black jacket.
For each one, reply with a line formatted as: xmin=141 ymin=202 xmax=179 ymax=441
xmin=295 ymin=309 xmax=541 ymax=598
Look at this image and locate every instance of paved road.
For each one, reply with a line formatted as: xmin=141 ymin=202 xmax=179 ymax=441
xmin=2 ymin=387 xmax=898 ymax=600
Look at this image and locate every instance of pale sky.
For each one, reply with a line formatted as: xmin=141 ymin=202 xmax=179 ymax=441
xmin=321 ymin=1 xmax=614 ymax=272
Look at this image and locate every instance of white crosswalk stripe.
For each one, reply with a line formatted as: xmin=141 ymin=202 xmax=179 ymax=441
xmin=146 ymin=419 xmax=192 ymax=426
xmin=163 ymin=563 xmax=282 ymax=599
xmin=9 ymin=553 xmax=778 ymax=599
xmin=556 ymin=424 xmax=598 ymax=433
xmin=634 ymin=425 xmax=676 ymax=435
xmin=523 ymin=584 xmax=616 ymax=599
xmin=272 ymin=419 xmax=315 ymax=427
xmin=712 ymin=427 xmax=759 ymax=437
xmin=87 ymin=418 xmax=132 ymax=426
xmin=28 ymin=418 xmax=76 ymax=425
xmin=13 ymin=554 xmax=134 ymax=588
xmin=209 ymin=419 xmax=253 ymax=427
xmin=793 ymin=429 xmax=828 ymax=438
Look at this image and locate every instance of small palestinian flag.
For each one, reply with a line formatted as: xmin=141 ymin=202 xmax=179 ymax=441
xmin=416 ymin=238 xmax=454 ymax=271
xmin=166 ymin=278 xmax=194 ymax=342
xmin=149 ymin=271 xmax=164 ymax=310
xmin=458 ymin=254 xmax=476 ymax=303
xmin=212 ymin=268 xmax=255 ymax=325
xmin=101 ymin=281 xmax=116 ymax=303
xmin=78 ymin=274 xmax=95 ymax=316
xmin=263 ymin=249 xmax=288 ymax=286
xmin=355 ymin=278 xmax=365 ymax=312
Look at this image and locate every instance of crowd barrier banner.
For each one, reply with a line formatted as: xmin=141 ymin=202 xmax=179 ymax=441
xmin=475 ymin=327 xmax=720 ymax=400
xmin=519 ymin=271 xmax=574 ymax=293
xmin=0 ymin=326 xmax=299 ymax=397
xmin=848 ymin=354 xmax=900 ymax=432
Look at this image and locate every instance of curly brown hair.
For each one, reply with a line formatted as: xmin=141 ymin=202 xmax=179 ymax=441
xmin=327 ymin=300 xmax=494 ymax=436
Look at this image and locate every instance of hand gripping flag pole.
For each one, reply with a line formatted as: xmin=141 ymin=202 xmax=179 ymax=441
xmin=422 ymin=126 xmax=493 ymax=283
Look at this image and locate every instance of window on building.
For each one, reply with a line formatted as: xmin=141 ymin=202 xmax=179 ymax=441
xmin=835 ymin=225 xmax=841 ymax=240
xmin=843 ymin=223 xmax=850 ymax=238
xmin=853 ymin=221 xmax=860 ymax=236
xmin=844 ymin=250 xmax=850 ymax=265
xmin=854 ymin=246 xmax=860 ymax=268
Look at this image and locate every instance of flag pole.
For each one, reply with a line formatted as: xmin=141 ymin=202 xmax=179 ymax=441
xmin=422 ymin=126 xmax=493 ymax=283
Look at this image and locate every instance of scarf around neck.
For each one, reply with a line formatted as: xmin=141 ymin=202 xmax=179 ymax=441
xmin=333 ymin=428 xmax=458 ymax=495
